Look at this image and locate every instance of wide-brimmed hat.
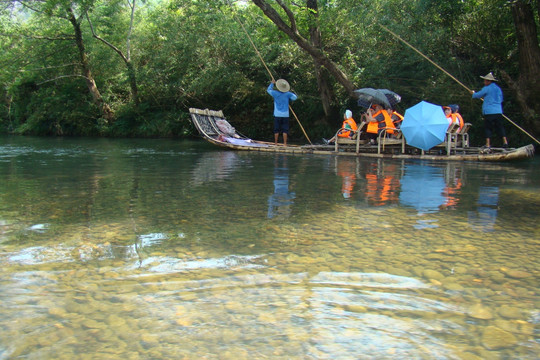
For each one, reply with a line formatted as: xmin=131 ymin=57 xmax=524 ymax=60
xmin=275 ymin=79 xmax=290 ymax=92
xmin=480 ymin=72 xmax=497 ymax=82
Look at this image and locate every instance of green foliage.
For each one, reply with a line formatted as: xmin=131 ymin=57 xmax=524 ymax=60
xmin=108 ymin=102 xmax=194 ymax=137
xmin=10 ymin=77 xmax=101 ymax=136
xmin=0 ymin=0 xmax=537 ymax=146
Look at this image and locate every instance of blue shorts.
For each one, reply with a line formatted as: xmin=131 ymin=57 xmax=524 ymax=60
xmin=274 ymin=117 xmax=289 ymax=134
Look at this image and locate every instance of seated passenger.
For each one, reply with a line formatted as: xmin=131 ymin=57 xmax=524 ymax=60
xmin=324 ymin=109 xmax=357 ymax=144
xmin=443 ymin=105 xmax=464 ymax=132
xmin=443 ymin=106 xmax=454 ymax=130
xmin=390 ymin=109 xmax=403 ymax=130
xmin=365 ymin=104 xmax=395 ymax=144
xmin=448 ymin=104 xmax=464 ymax=132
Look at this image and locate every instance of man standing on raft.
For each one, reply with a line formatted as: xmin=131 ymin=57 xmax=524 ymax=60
xmin=472 ymin=72 xmax=509 ymax=149
xmin=267 ymin=79 xmax=297 ymax=146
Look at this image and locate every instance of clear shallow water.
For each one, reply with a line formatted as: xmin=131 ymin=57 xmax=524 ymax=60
xmin=0 ymin=136 xmax=538 ymax=359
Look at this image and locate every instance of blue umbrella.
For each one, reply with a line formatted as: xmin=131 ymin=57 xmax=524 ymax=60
xmin=399 ymin=164 xmax=446 ymax=213
xmin=401 ymin=101 xmax=448 ymax=151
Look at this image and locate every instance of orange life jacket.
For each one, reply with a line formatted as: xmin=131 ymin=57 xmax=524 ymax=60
xmin=391 ymin=112 xmax=403 ymax=129
xmin=446 ymin=113 xmax=464 ymax=131
xmin=452 ymin=113 xmax=464 ymax=131
xmin=338 ymin=117 xmax=358 ymax=138
xmin=446 ymin=113 xmax=454 ymax=129
xmin=366 ymin=110 xmax=394 ymax=134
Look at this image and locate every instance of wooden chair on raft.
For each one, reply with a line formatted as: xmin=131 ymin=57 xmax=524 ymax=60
xmin=334 ymin=121 xmax=368 ymax=153
xmin=376 ymin=127 xmax=405 ymax=154
xmin=437 ymin=122 xmax=472 ymax=155
xmin=456 ymin=122 xmax=472 ymax=148
xmin=436 ymin=122 xmax=459 ymax=154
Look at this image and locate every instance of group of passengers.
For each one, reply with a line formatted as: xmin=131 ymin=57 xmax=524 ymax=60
xmin=325 ymin=102 xmax=464 ymax=145
xmin=324 ymin=104 xmax=404 ymax=145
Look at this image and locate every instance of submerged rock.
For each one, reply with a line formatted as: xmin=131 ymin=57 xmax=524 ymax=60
xmin=81 ymin=319 xmax=106 ymax=329
xmin=423 ymin=269 xmax=445 ymax=281
xmin=443 ymin=282 xmax=464 ymax=291
xmin=498 ymin=305 xmax=522 ymax=319
xmin=481 ymin=326 xmax=517 ymax=350
xmin=467 ymin=304 xmax=493 ymax=319
xmin=343 ymin=304 xmax=367 ymax=313
xmin=504 ymin=269 xmax=533 ymax=279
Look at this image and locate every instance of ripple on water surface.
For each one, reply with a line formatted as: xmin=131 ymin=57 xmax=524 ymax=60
xmin=0 ymin=139 xmax=538 ymax=359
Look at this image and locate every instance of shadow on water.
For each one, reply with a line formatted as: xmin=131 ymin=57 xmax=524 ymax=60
xmin=0 ymin=137 xmax=539 ymax=359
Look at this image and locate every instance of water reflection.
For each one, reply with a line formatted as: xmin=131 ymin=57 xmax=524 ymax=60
xmin=268 ymin=155 xmax=295 ymax=218
xmin=468 ymin=186 xmax=499 ymax=232
xmin=129 ymin=254 xmax=265 ymax=273
xmin=335 ymin=158 xmax=357 ymax=199
xmin=399 ymin=164 xmax=446 ymax=214
xmin=331 ymin=158 xmax=496 ymax=221
xmin=441 ymin=167 xmax=463 ymax=209
xmin=310 ymin=271 xmax=429 ymax=290
xmin=1 ymin=138 xmax=539 ymax=359
xmin=5 ymin=242 xmax=112 ymax=265
xmin=26 ymin=223 xmax=50 ymax=233
xmin=137 ymin=232 xmax=167 ymax=247
xmin=330 ymin=158 xmax=509 ymax=230
xmin=190 ymin=151 xmax=243 ymax=185
xmin=364 ymin=160 xmax=400 ymax=206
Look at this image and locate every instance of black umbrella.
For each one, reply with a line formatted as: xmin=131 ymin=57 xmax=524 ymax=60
xmin=354 ymin=88 xmax=392 ymax=109
xmin=379 ymin=89 xmax=401 ymax=108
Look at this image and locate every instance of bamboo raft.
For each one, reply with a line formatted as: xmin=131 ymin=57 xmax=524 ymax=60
xmin=189 ymin=108 xmax=535 ymax=162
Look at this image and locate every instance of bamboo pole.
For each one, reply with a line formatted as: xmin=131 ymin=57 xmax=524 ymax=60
xmin=379 ymin=23 xmax=540 ymax=146
xmin=228 ymin=2 xmax=312 ymax=144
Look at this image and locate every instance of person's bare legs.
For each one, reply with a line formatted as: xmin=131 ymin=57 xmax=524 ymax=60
xmin=485 ymin=138 xmax=491 ymax=147
xmin=274 ymin=133 xmax=279 ymax=145
xmin=283 ymin=133 xmax=287 ymax=146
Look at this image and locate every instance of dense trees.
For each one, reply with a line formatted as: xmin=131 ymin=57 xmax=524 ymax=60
xmin=251 ymin=0 xmax=355 ymax=120
xmin=506 ymin=0 xmax=540 ymax=134
xmin=0 ymin=0 xmax=538 ymax=145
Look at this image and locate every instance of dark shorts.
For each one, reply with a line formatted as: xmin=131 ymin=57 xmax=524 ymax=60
xmin=484 ymin=113 xmax=506 ymax=138
xmin=274 ymin=117 xmax=289 ymax=134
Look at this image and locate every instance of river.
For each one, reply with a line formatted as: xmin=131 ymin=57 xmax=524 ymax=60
xmin=0 ymin=136 xmax=538 ymax=359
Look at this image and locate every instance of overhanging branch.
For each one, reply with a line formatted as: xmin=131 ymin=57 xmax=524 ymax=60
xmin=86 ymin=12 xmax=128 ymax=63
xmin=36 ymin=74 xmax=89 ymax=85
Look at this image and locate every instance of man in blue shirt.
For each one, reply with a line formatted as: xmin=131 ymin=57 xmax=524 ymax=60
xmin=472 ymin=72 xmax=509 ymax=149
xmin=267 ymin=79 xmax=297 ymax=146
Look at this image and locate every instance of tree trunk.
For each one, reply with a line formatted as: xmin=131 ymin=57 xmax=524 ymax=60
xmin=87 ymin=12 xmax=140 ymax=106
xmin=306 ymin=0 xmax=334 ymax=122
xmin=508 ymin=0 xmax=540 ymax=135
xmin=251 ymin=0 xmax=356 ymax=97
xmin=126 ymin=0 xmax=139 ymax=105
xmin=86 ymin=0 xmax=140 ymax=105
xmin=67 ymin=7 xmax=114 ymax=122
xmin=126 ymin=61 xmax=139 ymax=105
